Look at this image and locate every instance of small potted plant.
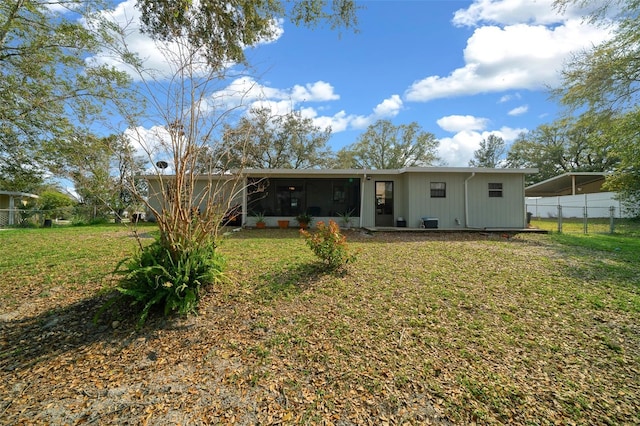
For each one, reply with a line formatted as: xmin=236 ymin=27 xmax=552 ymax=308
xmin=337 ymin=209 xmax=354 ymax=230
xmin=252 ymin=212 xmax=266 ymax=229
xmin=295 ymin=211 xmax=313 ymax=229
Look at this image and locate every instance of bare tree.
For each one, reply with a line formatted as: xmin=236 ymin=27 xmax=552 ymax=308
xmin=97 ymin=27 xmax=246 ymax=254
xmin=89 ymin=1 xmax=360 ymax=321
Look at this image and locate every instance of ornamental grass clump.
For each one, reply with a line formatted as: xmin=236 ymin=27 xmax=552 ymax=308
xmin=300 ymin=220 xmax=357 ymax=270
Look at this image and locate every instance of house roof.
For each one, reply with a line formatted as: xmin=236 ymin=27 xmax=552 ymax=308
xmin=525 ymin=172 xmax=608 ymax=197
xmin=144 ymin=167 xmax=539 ymax=181
xmin=241 ymin=167 xmax=539 ymax=176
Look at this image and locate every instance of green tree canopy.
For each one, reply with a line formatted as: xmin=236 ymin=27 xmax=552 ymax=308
xmin=336 ymin=120 xmax=439 ymax=169
xmin=553 ymin=0 xmax=640 ymax=210
xmin=506 ymin=117 xmax=618 ymax=185
xmin=0 ymin=0 xmax=132 ymax=191
xmin=51 ymin=133 xmax=146 ymax=221
xmin=217 ymin=108 xmax=333 ymax=170
xmin=37 ymin=188 xmax=76 ymax=219
xmin=136 ymin=0 xmax=360 ymax=69
xmin=469 ymin=134 xmax=506 ymax=168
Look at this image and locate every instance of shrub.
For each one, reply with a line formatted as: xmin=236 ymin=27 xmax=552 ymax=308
xmin=72 ymin=216 xmax=110 ymax=226
xmin=300 ymin=220 xmax=357 ymax=270
xmin=113 ymin=238 xmax=225 ymax=326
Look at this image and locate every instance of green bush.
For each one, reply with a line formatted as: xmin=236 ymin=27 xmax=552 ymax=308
xmin=16 ymin=219 xmax=38 ymax=228
xmin=300 ymin=220 xmax=357 ymax=270
xmin=72 ymin=215 xmax=110 ymax=226
xmin=113 ymin=238 xmax=225 ymax=326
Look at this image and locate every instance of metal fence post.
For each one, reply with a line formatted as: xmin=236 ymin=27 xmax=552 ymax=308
xmin=557 ymin=205 xmax=563 ymax=233
xmin=609 ymin=206 xmax=615 ymax=234
xmin=583 ymin=206 xmax=588 ymax=234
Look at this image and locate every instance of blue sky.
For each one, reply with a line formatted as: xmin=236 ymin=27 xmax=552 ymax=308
xmin=95 ymin=0 xmax=612 ymax=167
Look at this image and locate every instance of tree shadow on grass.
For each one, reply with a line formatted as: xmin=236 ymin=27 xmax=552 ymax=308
xmin=254 ymin=262 xmax=340 ymax=302
xmin=225 ymin=228 xmax=303 ymax=240
xmin=0 ymin=292 xmax=174 ymax=373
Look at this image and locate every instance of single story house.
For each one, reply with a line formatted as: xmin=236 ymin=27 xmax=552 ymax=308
xmin=0 ymin=191 xmax=39 ymax=227
xmin=146 ymin=167 xmax=537 ymax=229
xmin=525 ymin=172 xmax=634 ymax=218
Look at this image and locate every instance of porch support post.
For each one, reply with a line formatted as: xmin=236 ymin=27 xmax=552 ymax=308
xmin=360 ymin=170 xmax=367 ymax=228
xmin=241 ymin=175 xmax=248 ymax=227
xmin=8 ymin=195 xmax=15 ymax=225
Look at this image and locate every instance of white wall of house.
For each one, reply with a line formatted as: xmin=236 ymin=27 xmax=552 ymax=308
xmin=405 ymin=172 xmax=467 ymax=228
xmin=467 ymin=173 xmax=527 ymax=228
xmin=145 ymin=168 xmax=534 ymax=229
xmin=402 ymin=171 xmax=527 ymax=229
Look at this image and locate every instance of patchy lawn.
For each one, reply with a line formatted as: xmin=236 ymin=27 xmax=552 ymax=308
xmin=1 ymin=225 xmax=638 ymax=424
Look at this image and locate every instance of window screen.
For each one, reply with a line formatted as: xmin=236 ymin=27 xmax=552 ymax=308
xmin=488 ymin=182 xmax=503 ymax=198
xmin=430 ymin=182 xmax=446 ymax=198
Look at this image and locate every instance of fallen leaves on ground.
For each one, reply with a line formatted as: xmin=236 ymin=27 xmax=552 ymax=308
xmin=1 ymin=228 xmax=638 ymax=424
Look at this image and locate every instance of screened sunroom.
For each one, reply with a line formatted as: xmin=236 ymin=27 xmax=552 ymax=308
xmin=246 ymin=177 xmax=361 ymax=218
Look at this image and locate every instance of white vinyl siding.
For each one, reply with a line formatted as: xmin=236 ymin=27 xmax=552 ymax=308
xmin=488 ymin=182 xmax=503 ymax=198
xmin=468 ymin=174 xmax=525 ymax=228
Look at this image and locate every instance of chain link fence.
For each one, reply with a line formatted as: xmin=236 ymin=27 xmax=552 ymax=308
xmin=526 ymin=203 xmax=637 ymax=234
xmin=0 ymin=205 xmax=121 ymax=228
xmin=0 ymin=209 xmax=45 ymax=227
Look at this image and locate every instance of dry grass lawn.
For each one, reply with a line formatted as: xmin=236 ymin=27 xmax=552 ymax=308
xmin=0 ymin=225 xmax=638 ymax=425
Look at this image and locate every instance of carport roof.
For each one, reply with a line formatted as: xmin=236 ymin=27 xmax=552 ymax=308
xmin=0 ymin=190 xmax=39 ymax=198
xmin=525 ymin=172 xmax=608 ymax=197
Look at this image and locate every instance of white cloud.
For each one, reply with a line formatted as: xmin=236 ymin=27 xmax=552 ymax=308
xmin=205 ymin=77 xmax=376 ymax=133
xmin=496 ymin=126 xmax=527 ymax=141
xmin=290 ymin=81 xmax=340 ymax=102
xmin=437 ymin=115 xmax=489 ymax=133
xmin=124 ymin=125 xmax=172 ymax=169
xmin=499 ymin=93 xmax=521 ymax=103
xmin=307 ymin=94 xmax=402 ymax=133
xmin=508 ymin=105 xmax=528 ymax=116
xmin=308 ymin=110 xmax=353 ymax=133
xmin=373 ymin=95 xmax=403 ymax=118
xmin=437 ymin=126 xmax=527 ymax=166
xmin=209 ymin=77 xmax=403 ymax=134
xmin=208 ymin=77 xmax=339 ymax=112
xmin=406 ymin=21 xmax=611 ymax=101
xmin=452 ymin=0 xmax=592 ymax=27
xmin=405 ymin=2 xmax=612 ymax=103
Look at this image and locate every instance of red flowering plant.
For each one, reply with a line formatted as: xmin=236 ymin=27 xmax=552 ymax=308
xmin=300 ymin=220 xmax=357 ymax=270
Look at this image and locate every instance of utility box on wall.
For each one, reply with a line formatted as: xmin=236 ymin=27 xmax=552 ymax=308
xmin=421 ymin=217 xmax=438 ymax=229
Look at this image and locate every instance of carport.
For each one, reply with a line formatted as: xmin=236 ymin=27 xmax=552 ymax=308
xmin=525 ymin=172 xmax=608 ymax=197
xmin=0 ymin=191 xmax=39 ymax=226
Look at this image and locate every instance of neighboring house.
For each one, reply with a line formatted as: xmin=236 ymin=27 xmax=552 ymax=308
xmin=0 ymin=191 xmax=39 ymax=227
xmin=525 ymin=172 xmax=633 ymax=218
xmin=147 ymin=167 xmax=537 ymax=229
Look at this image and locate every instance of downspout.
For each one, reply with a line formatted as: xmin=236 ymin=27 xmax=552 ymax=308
xmin=464 ymin=172 xmax=476 ymax=228
xmin=360 ymin=170 xmax=367 ymax=228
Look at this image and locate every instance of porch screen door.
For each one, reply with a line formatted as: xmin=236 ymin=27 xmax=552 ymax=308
xmin=375 ymin=181 xmax=394 ymax=226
